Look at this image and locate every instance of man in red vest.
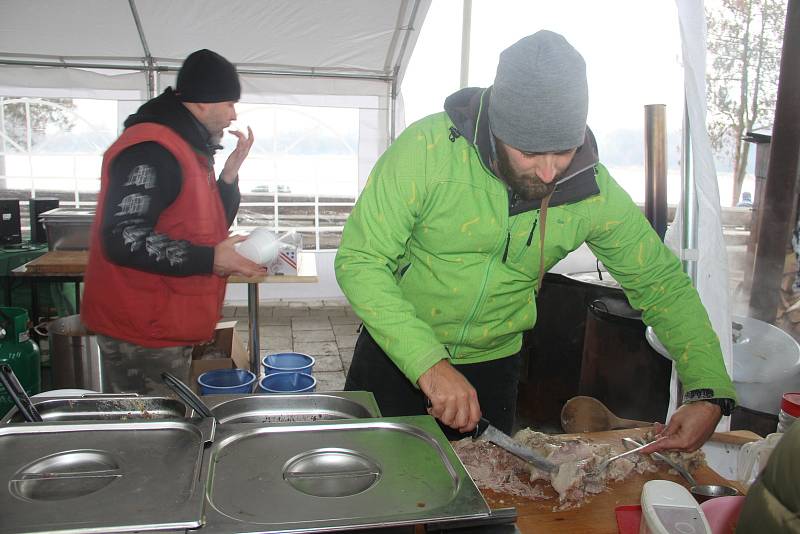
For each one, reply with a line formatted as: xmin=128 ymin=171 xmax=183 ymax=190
xmin=82 ymin=49 xmax=265 ymax=395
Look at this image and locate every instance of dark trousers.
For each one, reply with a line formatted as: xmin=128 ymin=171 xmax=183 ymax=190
xmin=345 ymin=328 xmax=522 ymax=440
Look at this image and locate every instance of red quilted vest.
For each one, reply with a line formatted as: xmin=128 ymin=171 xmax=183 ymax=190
xmin=82 ymin=123 xmax=228 ymax=347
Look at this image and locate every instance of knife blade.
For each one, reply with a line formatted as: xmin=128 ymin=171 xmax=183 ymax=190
xmin=473 ymin=417 xmax=557 ymax=473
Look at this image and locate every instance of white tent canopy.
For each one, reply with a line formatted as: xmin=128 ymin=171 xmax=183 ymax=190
xmin=0 ymin=0 xmax=429 ymax=124
xmin=0 ymin=0 xmax=428 ymax=85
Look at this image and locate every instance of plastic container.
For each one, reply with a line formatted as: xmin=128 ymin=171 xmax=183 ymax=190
xmin=700 ymin=496 xmax=746 ymax=533
xmin=258 ymin=372 xmax=316 ymax=393
xmin=262 ymin=352 xmax=315 ymax=376
xmin=736 ymin=432 xmax=783 ymax=487
xmin=197 ymin=369 xmax=256 ymax=395
xmin=777 ymin=392 xmax=800 ymax=433
xmin=235 ymin=228 xmax=278 ymax=266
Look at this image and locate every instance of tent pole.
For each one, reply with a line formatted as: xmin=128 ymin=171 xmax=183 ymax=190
xmin=460 ymin=0 xmax=472 ymax=89
xmin=128 ymin=0 xmax=157 ymax=98
xmin=390 ymin=68 xmax=398 ymax=142
xmin=681 ymin=100 xmax=698 ymax=284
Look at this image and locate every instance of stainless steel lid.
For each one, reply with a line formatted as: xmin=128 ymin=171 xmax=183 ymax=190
xmin=39 ymin=207 xmax=95 ymax=223
xmin=0 ymin=419 xmax=212 ymax=534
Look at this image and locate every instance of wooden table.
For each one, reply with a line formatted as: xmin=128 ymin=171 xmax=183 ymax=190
xmin=229 ymin=253 xmax=317 ymax=374
xmin=12 ymin=250 xmax=319 ymax=373
xmin=476 ymin=428 xmax=747 ymax=533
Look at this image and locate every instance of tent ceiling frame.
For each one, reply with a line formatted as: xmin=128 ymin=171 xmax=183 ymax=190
xmin=128 ymin=0 xmax=157 ymax=98
xmin=386 ymin=0 xmax=424 ymax=141
xmin=0 ymin=58 xmax=395 ymax=81
xmin=0 ymin=0 xmax=424 ymax=86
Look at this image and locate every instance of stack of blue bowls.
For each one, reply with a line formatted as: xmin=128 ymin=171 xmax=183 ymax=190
xmin=197 ymin=369 xmax=257 ymax=395
xmin=259 ymin=352 xmax=316 ymax=393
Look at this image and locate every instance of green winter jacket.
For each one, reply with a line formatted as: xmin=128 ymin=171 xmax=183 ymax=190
xmin=335 ymin=87 xmax=735 ymax=402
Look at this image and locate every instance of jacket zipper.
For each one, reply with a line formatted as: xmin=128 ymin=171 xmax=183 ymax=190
xmin=526 ymin=217 xmax=538 ymax=246
xmin=453 ymin=197 xmax=511 ymax=357
xmin=451 ymin=92 xmax=519 ymax=356
xmin=501 ymin=232 xmax=511 ymax=263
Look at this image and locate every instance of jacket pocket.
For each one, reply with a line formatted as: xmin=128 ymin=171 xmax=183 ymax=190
xmin=149 ymin=276 xmax=222 ymax=343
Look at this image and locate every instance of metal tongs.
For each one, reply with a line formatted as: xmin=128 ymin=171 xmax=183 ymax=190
xmin=583 ymin=436 xmax=666 ymax=478
xmin=161 ymin=371 xmax=217 ymax=422
xmin=622 ymin=436 xmax=695 ymax=482
xmin=0 ymin=363 xmax=43 ymax=422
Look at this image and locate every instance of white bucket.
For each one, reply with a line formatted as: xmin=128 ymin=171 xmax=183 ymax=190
xmin=732 ymin=315 xmax=800 ymax=414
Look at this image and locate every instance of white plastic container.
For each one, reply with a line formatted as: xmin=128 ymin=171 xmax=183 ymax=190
xmin=235 ymin=227 xmax=278 ymax=266
xmin=736 ymin=432 xmax=784 ymax=487
xmin=640 ymin=480 xmax=711 ymax=534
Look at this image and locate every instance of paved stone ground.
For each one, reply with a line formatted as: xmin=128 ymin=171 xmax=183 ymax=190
xmin=221 ymin=298 xmax=360 ymax=392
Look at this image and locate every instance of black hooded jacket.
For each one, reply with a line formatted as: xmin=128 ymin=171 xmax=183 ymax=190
xmin=443 ymin=86 xmax=601 ymax=215
xmin=100 ymin=87 xmax=240 ymax=276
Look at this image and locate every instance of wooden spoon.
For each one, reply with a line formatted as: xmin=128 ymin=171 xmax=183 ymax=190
xmin=560 ymin=396 xmax=651 ymax=433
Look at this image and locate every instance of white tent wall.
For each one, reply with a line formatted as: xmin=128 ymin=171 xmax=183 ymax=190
xmin=0 ymin=0 xmax=430 ymax=303
xmin=664 ymin=0 xmax=733 ymax=430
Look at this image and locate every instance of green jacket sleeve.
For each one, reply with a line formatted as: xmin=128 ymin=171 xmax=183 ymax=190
xmin=584 ymin=167 xmax=736 ymax=402
xmin=334 ymin=124 xmax=449 ymax=385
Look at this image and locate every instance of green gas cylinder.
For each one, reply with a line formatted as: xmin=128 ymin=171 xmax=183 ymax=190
xmin=0 ymin=307 xmax=40 ymax=416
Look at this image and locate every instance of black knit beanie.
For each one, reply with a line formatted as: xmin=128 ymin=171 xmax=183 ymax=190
xmin=175 ymin=49 xmax=241 ymax=103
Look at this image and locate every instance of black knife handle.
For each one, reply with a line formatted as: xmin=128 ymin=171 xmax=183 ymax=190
xmin=0 ymin=364 xmax=42 ymax=422
xmin=472 ymin=416 xmax=490 ymax=439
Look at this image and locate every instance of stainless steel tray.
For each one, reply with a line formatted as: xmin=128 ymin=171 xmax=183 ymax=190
xmin=200 ymin=391 xmax=381 ymax=423
xmin=0 ymin=419 xmax=213 ymax=534
xmin=40 ymin=208 xmax=94 ymax=251
xmin=1 ymin=395 xmax=190 ymax=424
xmin=200 ymin=415 xmax=489 ymax=533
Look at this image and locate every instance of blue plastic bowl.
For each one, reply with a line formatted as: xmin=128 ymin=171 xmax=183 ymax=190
xmin=197 ymin=369 xmax=256 ymax=395
xmin=258 ymin=372 xmax=316 ymax=393
xmin=262 ymin=352 xmax=315 ymax=376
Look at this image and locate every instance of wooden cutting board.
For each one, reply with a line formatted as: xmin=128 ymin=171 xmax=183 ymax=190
xmin=476 ymin=428 xmax=746 ymax=534
xmin=21 ymin=250 xmax=88 ymax=274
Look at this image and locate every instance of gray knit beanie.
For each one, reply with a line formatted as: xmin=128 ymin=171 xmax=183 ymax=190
xmin=489 ymin=31 xmax=588 ymax=152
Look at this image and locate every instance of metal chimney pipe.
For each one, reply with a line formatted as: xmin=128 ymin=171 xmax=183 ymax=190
xmin=644 ymin=104 xmax=668 ymax=240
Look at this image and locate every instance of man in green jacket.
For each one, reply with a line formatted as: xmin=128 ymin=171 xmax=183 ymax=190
xmin=335 ymin=30 xmax=736 ymax=450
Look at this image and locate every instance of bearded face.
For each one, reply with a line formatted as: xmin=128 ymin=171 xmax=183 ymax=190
xmin=494 ymin=138 xmax=577 ymax=201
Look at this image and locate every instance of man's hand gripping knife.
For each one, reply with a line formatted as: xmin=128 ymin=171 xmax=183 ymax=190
xmin=417 ymin=359 xmax=482 ymax=433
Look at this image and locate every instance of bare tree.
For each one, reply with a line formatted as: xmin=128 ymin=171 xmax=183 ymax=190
xmin=0 ymin=97 xmax=76 ymax=177
xmin=706 ymin=0 xmax=784 ymax=206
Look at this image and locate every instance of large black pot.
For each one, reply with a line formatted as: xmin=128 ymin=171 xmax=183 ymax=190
xmin=516 ymin=272 xmax=670 ymax=431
